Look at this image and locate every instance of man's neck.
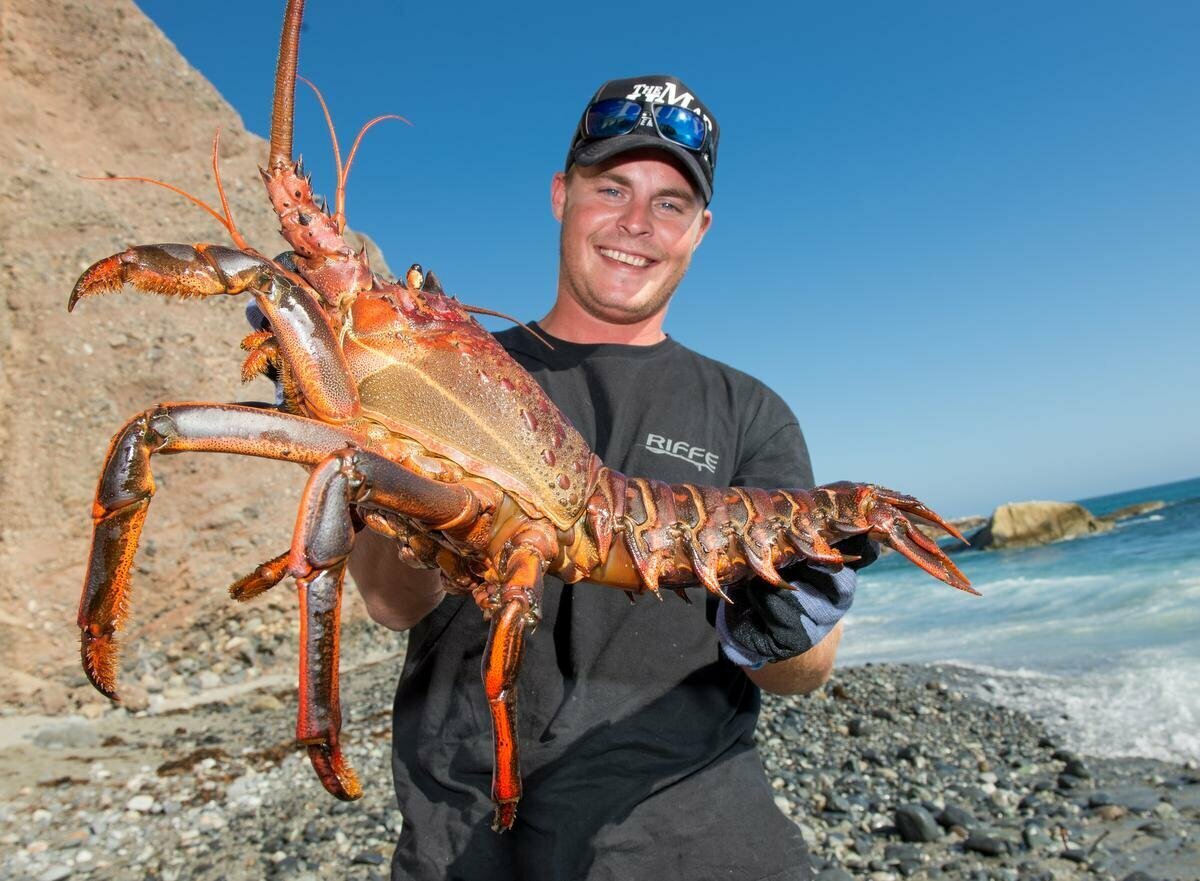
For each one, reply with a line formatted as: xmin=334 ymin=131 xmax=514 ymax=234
xmin=538 ymin=300 xmax=668 ymax=346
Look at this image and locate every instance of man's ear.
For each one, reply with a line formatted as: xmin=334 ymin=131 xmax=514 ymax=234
xmin=692 ymin=208 xmax=713 ymax=253
xmin=550 ymin=171 xmax=568 ymax=222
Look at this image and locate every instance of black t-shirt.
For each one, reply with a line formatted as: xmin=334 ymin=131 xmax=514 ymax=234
xmin=389 ymin=325 xmax=816 ymax=881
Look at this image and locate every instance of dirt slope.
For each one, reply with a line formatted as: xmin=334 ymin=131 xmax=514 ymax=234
xmin=0 ymin=0 xmax=394 ymax=713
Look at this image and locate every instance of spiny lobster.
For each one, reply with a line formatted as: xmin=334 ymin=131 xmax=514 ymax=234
xmin=70 ymin=0 xmax=974 ymax=831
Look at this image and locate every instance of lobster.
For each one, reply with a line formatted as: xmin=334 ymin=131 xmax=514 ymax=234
xmin=69 ymin=0 xmax=973 ymax=832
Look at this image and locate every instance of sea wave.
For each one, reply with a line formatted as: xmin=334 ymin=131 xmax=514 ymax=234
xmin=934 ymin=652 xmax=1200 ymax=764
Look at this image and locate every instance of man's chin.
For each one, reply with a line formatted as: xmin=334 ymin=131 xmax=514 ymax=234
xmin=580 ymin=296 xmax=668 ymax=326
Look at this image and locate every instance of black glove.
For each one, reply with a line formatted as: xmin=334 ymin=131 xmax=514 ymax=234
xmin=715 ymin=535 xmax=877 ymax=668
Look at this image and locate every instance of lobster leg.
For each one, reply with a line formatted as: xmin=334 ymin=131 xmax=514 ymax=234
xmin=69 ymin=244 xmax=360 ymax=424
xmin=77 ymin=403 xmax=475 ymax=702
xmin=478 ymin=530 xmax=553 ymax=832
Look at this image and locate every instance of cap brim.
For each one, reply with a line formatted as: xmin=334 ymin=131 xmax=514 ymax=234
xmin=572 ymin=136 xmax=712 ymax=204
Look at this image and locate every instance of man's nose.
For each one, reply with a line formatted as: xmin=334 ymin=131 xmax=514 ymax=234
xmin=616 ymin=199 xmax=652 ymax=237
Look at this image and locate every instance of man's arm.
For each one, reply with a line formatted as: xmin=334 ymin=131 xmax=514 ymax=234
xmin=347 ymin=529 xmax=445 ymax=631
xmin=743 ymin=620 xmax=843 ymax=695
xmin=721 ymin=398 xmax=870 ymax=696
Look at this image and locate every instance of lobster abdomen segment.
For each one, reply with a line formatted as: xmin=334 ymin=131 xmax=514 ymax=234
xmin=576 ymin=471 xmax=973 ymax=596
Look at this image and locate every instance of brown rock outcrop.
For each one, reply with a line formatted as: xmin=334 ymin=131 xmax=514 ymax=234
xmin=0 ymin=0 xmax=391 ymax=709
xmin=972 ymin=501 xmax=1113 ymax=550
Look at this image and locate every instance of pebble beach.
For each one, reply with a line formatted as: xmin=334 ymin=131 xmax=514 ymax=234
xmin=2 ymin=640 xmax=1195 ymax=881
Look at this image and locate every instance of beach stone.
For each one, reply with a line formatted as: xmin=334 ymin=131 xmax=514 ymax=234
xmin=38 ymin=868 xmax=72 ymax=881
xmin=32 ymin=719 xmax=99 ymax=749
xmin=824 ymin=793 xmax=853 ymax=814
xmin=936 ymin=804 xmax=975 ymax=829
xmin=963 ymin=831 xmax=1008 ymax=856
xmin=1093 ymin=804 xmax=1127 ymax=821
xmin=814 ymin=870 xmax=854 ymax=881
xmin=125 ymin=794 xmax=155 ymax=813
xmin=121 ymin=683 xmax=150 ymax=712
xmin=1120 ymin=873 xmax=1158 ymax=881
xmin=848 ymin=717 xmax=872 ymax=737
xmin=894 ymin=804 xmax=940 ymax=842
xmin=249 ymin=693 xmax=283 ymax=713
xmin=1063 ymin=758 xmax=1091 ymax=779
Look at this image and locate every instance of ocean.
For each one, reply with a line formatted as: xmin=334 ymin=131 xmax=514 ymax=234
xmin=841 ymin=476 xmax=1200 ymax=765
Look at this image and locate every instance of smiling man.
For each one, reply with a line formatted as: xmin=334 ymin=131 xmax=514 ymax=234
xmin=349 ymin=75 xmax=872 ymax=881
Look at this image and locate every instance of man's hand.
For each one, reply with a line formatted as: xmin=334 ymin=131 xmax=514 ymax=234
xmin=715 ymin=535 xmax=877 ymax=677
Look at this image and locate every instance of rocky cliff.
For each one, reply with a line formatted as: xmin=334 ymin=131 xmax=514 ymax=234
xmin=0 ymin=0 xmax=393 ymax=713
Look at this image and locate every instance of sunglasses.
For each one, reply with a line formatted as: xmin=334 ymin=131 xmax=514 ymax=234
xmin=583 ymin=98 xmax=711 ymax=158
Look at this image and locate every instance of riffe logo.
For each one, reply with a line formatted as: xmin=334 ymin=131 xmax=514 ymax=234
xmin=643 ymin=433 xmax=719 ymax=474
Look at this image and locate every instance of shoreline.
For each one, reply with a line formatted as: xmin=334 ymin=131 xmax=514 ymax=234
xmin=2 ymin=660 xmax=1196 ymax=881
xmin=760 ymin=663 xmax=1197 ymax=880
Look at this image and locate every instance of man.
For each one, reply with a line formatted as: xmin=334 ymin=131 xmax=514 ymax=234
xmin=349 ymin=75 xmax=874 ymax=881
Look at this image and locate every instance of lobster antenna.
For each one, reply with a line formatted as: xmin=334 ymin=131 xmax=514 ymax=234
xmin=340 ymin=114 xmax=411 ymax=225
xmin=460 ymin=304 xmax=555 ymax=351
xmin=210 ymin=129 xmax=251 ymax=251
xmin=297 ymin=75 xmax=344 ymax=226
xmin=269 ymin=0 xmax=306 ymax=168
xmin=81 ymin=175 xmax=235 ymax=239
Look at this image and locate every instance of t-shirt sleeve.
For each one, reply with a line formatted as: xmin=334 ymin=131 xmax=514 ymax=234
xmin=730 ymin=389 xmax=815 ymax=491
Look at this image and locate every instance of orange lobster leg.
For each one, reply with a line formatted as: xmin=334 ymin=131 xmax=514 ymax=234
xmin=289 ymin=453 xmax=364 ymax=800
xmin=77 ymin=403 xmax=476 ymax=713
xmin=478 ymin=533 xmax=554 ymax=831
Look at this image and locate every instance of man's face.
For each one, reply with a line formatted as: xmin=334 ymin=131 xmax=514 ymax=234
xmin=551 ymin=149 xmax=712 ymax=326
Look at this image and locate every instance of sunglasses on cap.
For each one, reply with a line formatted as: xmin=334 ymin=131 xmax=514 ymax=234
xmin=583 ymin=98 xmax=711 ymax=158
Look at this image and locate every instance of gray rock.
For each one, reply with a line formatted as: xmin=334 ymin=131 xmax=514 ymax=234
xmin=814 ymin=870 xmax=854 ymax=881
xmin=936 ymin=804 xmax=975 ymax=829
xmin=1021 ymin=822 xmax=1052 ymax=850
xmin=31 ymin=719 xmax=99 ymax=749
xmin=823 ymin=792 xmax=853 ymax=813
xmin=895 ymin=803 xmax=940 ymax=843
xmin=1063 ymin=758 xmax=1091 ymax=779
xmin=38 ymin=868 xmax=73 ymax=881
xmin=847 ymin=717 xmax=872 ymax=737
xmin=963 ymin=831 xmax=1008 ymax=856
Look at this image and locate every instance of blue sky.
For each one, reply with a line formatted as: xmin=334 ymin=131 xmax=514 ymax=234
xmin=136 ymin=1 xmax=1198 ymax=517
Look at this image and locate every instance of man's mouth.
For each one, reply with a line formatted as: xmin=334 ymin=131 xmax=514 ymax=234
xmin=597 ymin=247 xmax=654 ymax=268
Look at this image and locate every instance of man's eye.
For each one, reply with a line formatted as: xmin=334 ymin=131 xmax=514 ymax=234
xmin=658 ymin=201 xmax=682 ymax=213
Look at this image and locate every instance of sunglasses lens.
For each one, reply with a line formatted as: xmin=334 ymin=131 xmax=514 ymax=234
xmin=585 ymin=99 xmax=642 ymax=137
xmin=653 ymin=105 xmax=706 ymax=150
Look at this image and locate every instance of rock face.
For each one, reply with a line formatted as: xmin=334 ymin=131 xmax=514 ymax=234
xmin=0 ymin=0 xmax=390 ymax=713
xmin=972 ymin=501 xmax=1113 ymax=550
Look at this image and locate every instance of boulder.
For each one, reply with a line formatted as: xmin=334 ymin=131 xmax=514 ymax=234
xmin=972 ymin=501 xmax=1113 ymax=550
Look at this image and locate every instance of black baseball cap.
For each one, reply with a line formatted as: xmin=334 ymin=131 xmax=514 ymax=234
xmin=565 ymin=75 xmax=719 ymax=204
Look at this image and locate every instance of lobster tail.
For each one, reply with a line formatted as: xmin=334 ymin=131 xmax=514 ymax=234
xmin=580 ymin=471 xmax=973 ymax=598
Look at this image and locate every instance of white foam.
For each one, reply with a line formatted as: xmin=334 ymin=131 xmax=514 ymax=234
xmin=943 ymin=652 xmax=1200 ymax=764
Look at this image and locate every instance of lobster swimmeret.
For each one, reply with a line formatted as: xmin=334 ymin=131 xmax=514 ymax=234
xmin=70 ymin=0 xmax=973 ymax=831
